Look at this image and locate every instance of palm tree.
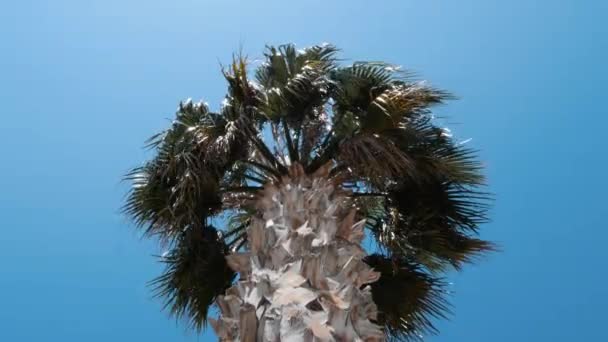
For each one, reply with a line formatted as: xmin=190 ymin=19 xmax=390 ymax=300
xmin=124 ymin=44 xmax=493 ymax=341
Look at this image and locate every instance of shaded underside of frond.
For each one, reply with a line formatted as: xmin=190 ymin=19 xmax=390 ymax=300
xmin=365 ymin=254 xmax=450 ymax=341
xmin=150 ymin=225 xmax=236 ymax=329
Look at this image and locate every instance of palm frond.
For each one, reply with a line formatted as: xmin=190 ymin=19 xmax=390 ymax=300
xmin=150 ymin=225 xmax=236 ymax=330
xmin=123 ymin=100 xmax=245 ymax=240
xmin=337 ymin=133 xmax=416 ymax=182
xmin=255 ymin=43 xmax=338 ymax=90
xmin=308 ymin=64 xmax=448 ymax=175
xmin=362 ymin=83 xmax=451 ymax=133
xmin=330 ymin=62 xmax=396 ymax=112
xmin=364 ymin=254 xmax=450 ymax=341
xmin=384 ymin=113 xmax=483 ymax=185
xmin=298 ymin=106 xmax=331 ymax=164
xmin=366 ymin=178 xmax=493 ymax=271
xmin=222 ymin=54 xmax=258 ymax=111
xmin=223 ymin=209 xmax=254 ymax=251
xmin=255 ymin=44 xmax=338 ymax=165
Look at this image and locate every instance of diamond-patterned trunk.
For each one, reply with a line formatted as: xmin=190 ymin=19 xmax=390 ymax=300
xmin=210 ymin=164 xmax=384 ymax=341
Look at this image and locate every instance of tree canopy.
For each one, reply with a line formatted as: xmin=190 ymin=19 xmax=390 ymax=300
xmin=124 ymin=43 xmax=493 ymax=341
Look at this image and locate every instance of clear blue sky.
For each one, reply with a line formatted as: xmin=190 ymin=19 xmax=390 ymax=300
xmin=1 ymin=0 xmax=606 ymax=341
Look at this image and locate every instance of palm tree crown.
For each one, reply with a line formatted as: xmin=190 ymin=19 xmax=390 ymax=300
xmin=124 ymin=43 xmax=493 ymax=341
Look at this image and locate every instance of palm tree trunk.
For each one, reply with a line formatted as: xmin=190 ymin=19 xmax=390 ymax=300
xmin=210 ymin=163 xmax=384 ymax=341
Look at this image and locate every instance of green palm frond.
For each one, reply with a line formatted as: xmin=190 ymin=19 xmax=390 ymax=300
xmin=150 ymin=225 xmax=236 ymax=329
xmin=123 ymin=100 xmax=245 ymax=240
xmin=254 ymin=44 xmax=339 ymax=164
xmin=337 ymin=133 xmax=415 ymax=181
xmin=364 ymin=254 xmax=450 ymax=341
xmin=223 ymin=208 xmax=254 ymax=252
xmin=363 ymin=176 xmax=493 ymax=271
xmin=361 ymin=83 xmax=450 ymax=133
xmin=255 ymin=43 xmax=338 ymax=90
xmin=330 ymin=62 xmax=396 ymax=112
xmin=384 ymin=113 xmax=482 ymax=185
xmin=222 ymin=54 xmax=259 ymax=111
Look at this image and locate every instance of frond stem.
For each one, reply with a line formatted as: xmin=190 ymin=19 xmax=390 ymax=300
xmin=241 ymin=159 xmax=282 ymax=179
xmin=221 ymin=186 xmax=263 ymax=193
xmin=243 ymin=125 xmax=288 ymax=174
xmin=351 ymin=192 xmax=388 ymax=198
xmin=282 ymin=119 xmax=299 ymax=163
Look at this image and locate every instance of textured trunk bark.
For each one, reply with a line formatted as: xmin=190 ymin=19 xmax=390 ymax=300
xmin=211 ymin=164 xmax=384 ymax=341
